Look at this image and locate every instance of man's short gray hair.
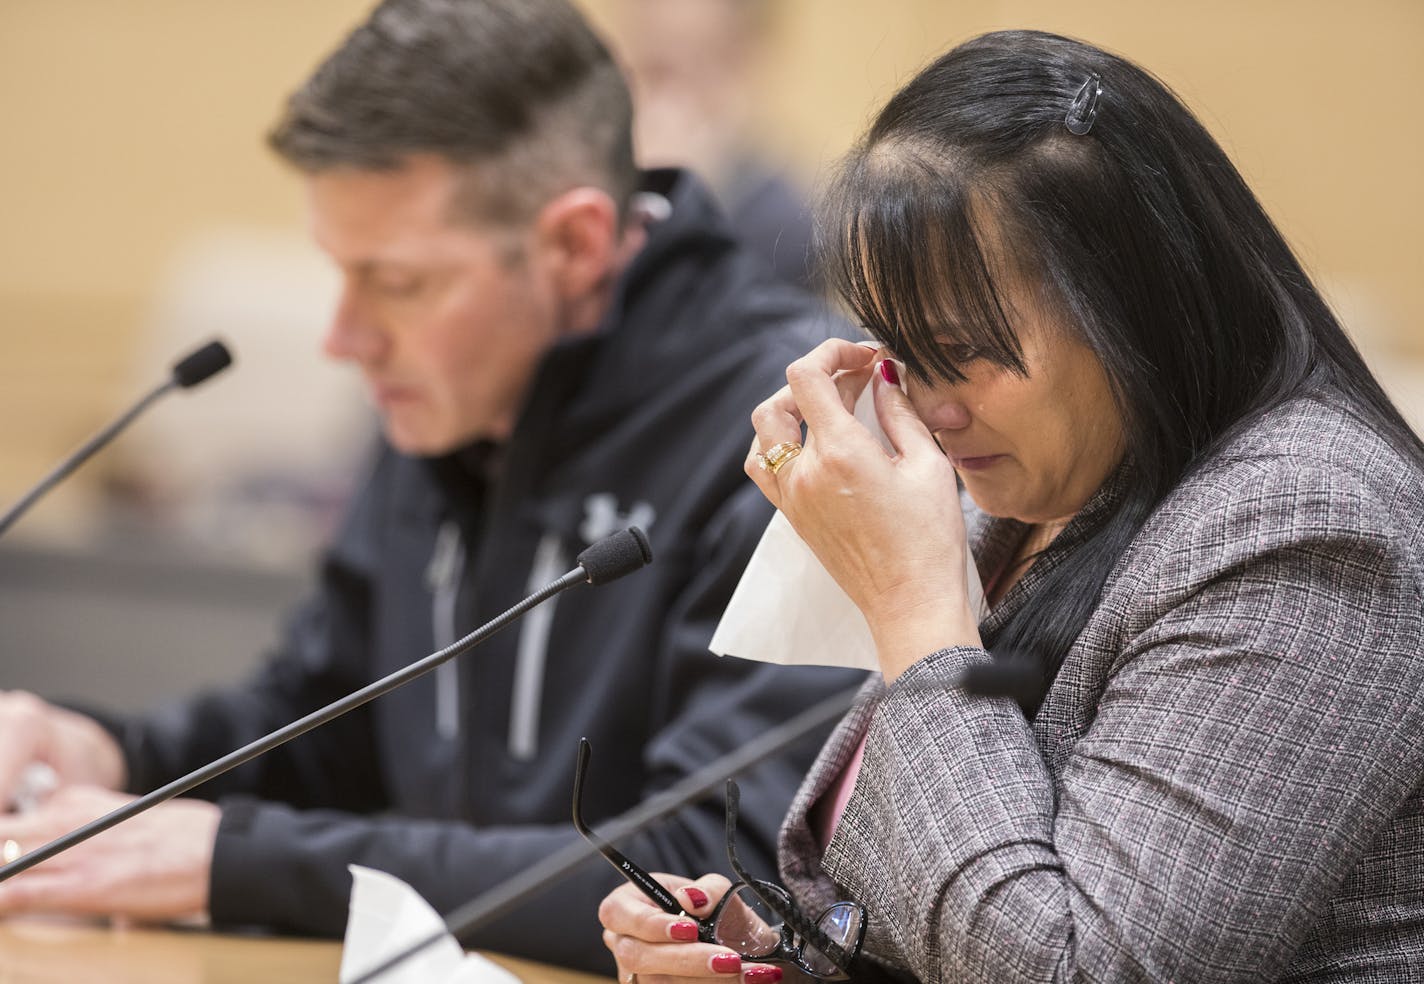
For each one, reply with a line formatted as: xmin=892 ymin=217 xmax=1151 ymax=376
xmin=269 ymin=0 xmax=639 ymax=227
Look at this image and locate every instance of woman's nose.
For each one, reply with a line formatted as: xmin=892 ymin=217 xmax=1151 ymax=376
xmin=908 ymin=384 xmax=973 ymax=432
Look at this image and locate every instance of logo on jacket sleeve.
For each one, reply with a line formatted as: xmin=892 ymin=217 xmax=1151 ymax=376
xmin=579 ymin=493 xmax=655 ymax=544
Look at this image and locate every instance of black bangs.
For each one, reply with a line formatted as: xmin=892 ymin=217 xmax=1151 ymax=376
xmin=820 ymin=144 xmax=1028 ymax=385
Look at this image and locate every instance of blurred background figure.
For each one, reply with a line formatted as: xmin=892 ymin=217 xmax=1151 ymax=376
xmin=609 ymin=0 xmax=818 ymax=289
xmin=1 ymin=0 xmax=1421 ymax=709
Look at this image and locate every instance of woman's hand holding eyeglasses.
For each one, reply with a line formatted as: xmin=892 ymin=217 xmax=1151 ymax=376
xmin=746 ymin=338 xmax=981 ymax=681
xmin=600 ymin=873 xmax=785 ymax=984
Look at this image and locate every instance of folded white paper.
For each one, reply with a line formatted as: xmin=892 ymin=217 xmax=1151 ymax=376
xmin=710 ymin=381 xmax=986 ymax=672
xmin=340 ymin=865 xmax=521 ymax=984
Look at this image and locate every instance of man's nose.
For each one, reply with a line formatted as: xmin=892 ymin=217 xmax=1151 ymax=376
xmin=321 ymin=285 xmax=387 ymax=364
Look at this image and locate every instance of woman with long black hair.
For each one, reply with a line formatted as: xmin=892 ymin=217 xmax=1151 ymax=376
xmin=598 ymin=29 xmax=1424 ymax=982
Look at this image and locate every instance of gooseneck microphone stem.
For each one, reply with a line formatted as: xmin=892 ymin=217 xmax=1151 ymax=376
xmin=0 ymin=566 xmax=589 ymax=884
xmin=0 ymin=338 xmax=233 ymax=540
xmin=347 ymin=683 xmax=866 ymax=984
xmin=0 ymin=380 xmax=176 ymax=539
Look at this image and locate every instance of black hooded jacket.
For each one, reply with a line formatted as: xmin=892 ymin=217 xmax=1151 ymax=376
xmin=107 ymin=171 xmax=865 ymax=971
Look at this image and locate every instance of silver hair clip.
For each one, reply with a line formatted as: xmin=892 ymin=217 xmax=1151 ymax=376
xmin=1065 ymin=73 xmax=1102 ymax=135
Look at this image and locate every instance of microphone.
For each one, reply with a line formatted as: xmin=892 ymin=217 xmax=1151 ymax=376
xmin=169 ymin=340 xmax=233 ymax=389
xmin=0 ymin=338 xmax=235 ymax=539
xmin=958 ymin=655 xmax=1043 ymax=703
xmin=577 ymin=526 xmax=652 ymax=585
xmin=0 ymin=528 xmax=652 ymax=885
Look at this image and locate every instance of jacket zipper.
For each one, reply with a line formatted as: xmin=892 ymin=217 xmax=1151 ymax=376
xmin=508 ymin=532 xmax=564 ymax=761
xmin=426 ymin=520 xmax=466 ymax=741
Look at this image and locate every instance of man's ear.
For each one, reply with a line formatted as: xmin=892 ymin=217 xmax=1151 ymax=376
xmin=534 ymin=187 xmax=620 ymax=303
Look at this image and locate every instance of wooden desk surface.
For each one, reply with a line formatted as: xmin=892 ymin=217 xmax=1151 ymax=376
xmin=0 ymin=918 xmax=610 ymax=984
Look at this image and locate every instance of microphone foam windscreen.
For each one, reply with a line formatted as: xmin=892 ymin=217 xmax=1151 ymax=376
xmin=958 ymin=656 xmax=1042 ymax=703
xmin=171 ymin=340 xmax=234 ymax=388
xmin=577 ymin=528 xmax=653 ymax=585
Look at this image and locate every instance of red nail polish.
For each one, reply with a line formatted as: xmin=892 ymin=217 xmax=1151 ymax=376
xmin=710 ymin=953 xmax=742 ymax=974
xmin=879 ymin=359 xmax=900 ymax=386
xmin=684 ymin=887 xmax=709 ymax=909
xmin=745 ymin=967 xmax=783 ymax=984
xmin=669 ymin=920 xmax=698 ymax=942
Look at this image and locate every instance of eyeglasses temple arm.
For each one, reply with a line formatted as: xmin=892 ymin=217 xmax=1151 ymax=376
xmin=575 ymin=738 xmax=684 ymax=915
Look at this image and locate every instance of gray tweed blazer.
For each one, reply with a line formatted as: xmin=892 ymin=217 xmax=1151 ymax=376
xmin=778 ymin=390 xmax=1424 ymax=982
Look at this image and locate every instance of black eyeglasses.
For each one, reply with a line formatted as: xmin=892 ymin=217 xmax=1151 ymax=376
xmin=572 ymin=739 xmax=867 ymax=980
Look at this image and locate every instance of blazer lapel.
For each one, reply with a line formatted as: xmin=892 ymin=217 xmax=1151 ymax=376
xmin=778 ymin=677 xmax=885 ymax=913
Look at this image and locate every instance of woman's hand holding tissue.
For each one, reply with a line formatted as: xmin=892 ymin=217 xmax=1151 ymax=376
xmin=744 ymin=339 xmax=981 ymax=682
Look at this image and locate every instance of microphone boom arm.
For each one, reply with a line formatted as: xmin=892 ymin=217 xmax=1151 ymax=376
xmin=346 ymin=683 xmax=865 ymax=984
xmin=0 ymin=564 xmax=592 ymax=883
xmin=0 ymin=379 xmax=175 ymax=538
xmin=0 ymin=337 xmax=233 ymax=539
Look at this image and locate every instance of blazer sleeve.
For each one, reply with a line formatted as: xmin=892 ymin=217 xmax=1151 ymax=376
xmin=819 ymin=458 xmax=1424 ymax=982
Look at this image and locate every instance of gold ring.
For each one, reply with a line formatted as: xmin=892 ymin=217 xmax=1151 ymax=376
xmin=2 ymin=839 xmax=21 ymax=865
xmin=757 ymin=440 xmax=803 ymax=476
xmin=624 ymin=973 xmax=637 ymax=984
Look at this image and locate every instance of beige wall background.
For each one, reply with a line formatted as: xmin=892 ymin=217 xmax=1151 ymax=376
xmin=2 ymin=0 xmax=1421 ymax=538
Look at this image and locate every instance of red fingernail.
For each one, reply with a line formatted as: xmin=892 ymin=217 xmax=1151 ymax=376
xmin=710 ymin=953 xmax=742 ymax=974
xmin=879 ymin=359 xmax=900 ymax=386
xmin=745 ymin=967 xmax=783 ymax=984
xmin=669 ymin=920 xmax=698 ymax=942
xmin=684 ymin=887 xmax=709 ymax=909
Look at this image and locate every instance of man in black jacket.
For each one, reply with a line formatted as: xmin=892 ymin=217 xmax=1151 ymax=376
xmin=0 ymin=0 xmax=862 ymax=971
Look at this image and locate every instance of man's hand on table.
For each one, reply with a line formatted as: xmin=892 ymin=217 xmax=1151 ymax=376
xmin=0 ymin=785 xmax=219 ymax=923
xmin=0 ymin=692 xmax=127 ymax=805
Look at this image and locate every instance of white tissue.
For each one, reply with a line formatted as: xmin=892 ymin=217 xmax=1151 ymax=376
xmin=340 ymin=865 xmax=521 ymax=984
xmin=710 ymin=379 xmax=986 ymax=672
